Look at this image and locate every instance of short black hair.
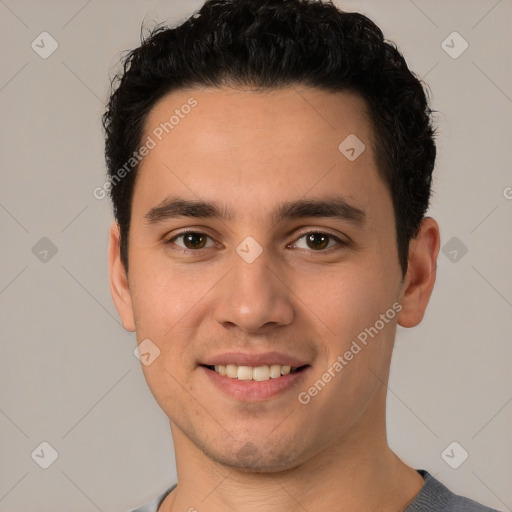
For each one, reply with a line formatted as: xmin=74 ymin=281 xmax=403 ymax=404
xmin=102 ymin=0 xmax=436 ymax=277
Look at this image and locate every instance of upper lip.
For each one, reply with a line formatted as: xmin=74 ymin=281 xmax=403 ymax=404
xmin=201 ymin=351 xmax=310 ymax=368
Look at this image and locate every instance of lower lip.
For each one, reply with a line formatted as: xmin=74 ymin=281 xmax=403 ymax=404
xmin=200 ymin=366 xmax=310 ymax=401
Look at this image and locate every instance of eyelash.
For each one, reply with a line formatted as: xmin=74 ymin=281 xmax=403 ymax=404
xmin=164 ymin=229 xmax=349 ymax=254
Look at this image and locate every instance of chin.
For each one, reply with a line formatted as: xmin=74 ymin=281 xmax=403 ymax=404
xmin=202 ymin=438 xmax=306 ymax=473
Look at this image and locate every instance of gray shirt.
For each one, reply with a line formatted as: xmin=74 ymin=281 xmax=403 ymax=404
xmin=128 ymin=469 xmax=501 ymax=511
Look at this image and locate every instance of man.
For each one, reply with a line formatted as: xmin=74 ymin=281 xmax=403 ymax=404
xmin=102 ymin=1 xmax=500 ymax=510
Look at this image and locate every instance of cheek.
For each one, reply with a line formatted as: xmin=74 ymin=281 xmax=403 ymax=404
xmin=307 ymin=264 xmax=398 ymax=360
xmin=129 ymin=253 xmax=191 ymax=332
xmin=299 ymin=269 xmax=398 ymax=416
xmin=131 ymin=264 xmax=200 ymax=408
xmin=129 ymin=256 xmax=222 ymax=361
xmin=131 ymin=272 xmax=174 ymax=335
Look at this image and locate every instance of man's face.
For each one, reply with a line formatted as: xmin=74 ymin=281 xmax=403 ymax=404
xmin=114 ymin=86 xmax=407 ymax=471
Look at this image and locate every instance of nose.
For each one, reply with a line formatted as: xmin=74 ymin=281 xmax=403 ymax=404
xmin=213 ymin=249 xmax=294 ymax=334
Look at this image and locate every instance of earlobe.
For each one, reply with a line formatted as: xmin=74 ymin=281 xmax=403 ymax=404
xmin=397 ymin=217 xmax=440 ymax=328
xmin=108 ymin=222 xmax=136 ymax=332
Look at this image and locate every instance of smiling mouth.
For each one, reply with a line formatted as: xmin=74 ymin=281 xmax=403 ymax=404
xmin=201 ymin=364 xmax=309 ymax=382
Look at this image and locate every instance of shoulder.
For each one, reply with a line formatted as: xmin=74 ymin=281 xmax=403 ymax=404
xmin=405 ymin=470 xmax=501 ymax=512
xmin=127 ymin=483 xmax=177 ymax=512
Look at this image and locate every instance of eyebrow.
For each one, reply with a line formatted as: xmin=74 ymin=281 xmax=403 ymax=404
xmin=144 ymin=195 xmax=366 ymax=226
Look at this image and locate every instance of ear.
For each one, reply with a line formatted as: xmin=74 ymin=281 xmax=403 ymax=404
xmin=397 ymin=217 xmax=440 ymax=328
xmin=108 ymin=222 xmax=136 ymax=332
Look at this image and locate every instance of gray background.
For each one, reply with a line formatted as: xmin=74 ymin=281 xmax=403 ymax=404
xmin=1 ymin=0 xmax=511 ymax=511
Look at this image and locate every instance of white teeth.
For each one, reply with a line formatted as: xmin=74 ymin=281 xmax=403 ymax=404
xmin=226 ymin=364 xmax=238 ymax=378
xmin=211 ymin=364 xmax=299 ymax=381
xmin=237 ymin=366 xmax=253 ymax=380
xmin=270 ymin=364 xmax=282 ymax=378
xmin=253 ymin=366 xmax=270 ymax=381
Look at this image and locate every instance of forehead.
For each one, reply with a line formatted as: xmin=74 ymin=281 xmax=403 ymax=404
xmin=143 ymin=86 xmax=373 ymax=159
xmin=133 ymin=86 xmax=388 ymax=228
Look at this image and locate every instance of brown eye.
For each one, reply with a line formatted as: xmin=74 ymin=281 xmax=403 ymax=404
xmin=183 ymin=232 xmax=207 ymax=249
xmin=168 ymin=231 xmax=214 ymax=250
xmin=292 ymin=231 xmax=347 ymax=252
xmin=305 ymin=233 xmax=330 ymax=250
